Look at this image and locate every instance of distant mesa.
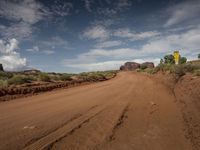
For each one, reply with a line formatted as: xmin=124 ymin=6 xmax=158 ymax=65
xmin=141 ymin=62 xmax=154 ymax=69
xmin=0 ymin=64 xmax=4 ymax=72
xmin=120 ymin=62 xmax=140 ymax=71
xmin=120 ymin=62 xmax=154 ymax=71
xmin=23 ymin=69 xmax=41 ymax=75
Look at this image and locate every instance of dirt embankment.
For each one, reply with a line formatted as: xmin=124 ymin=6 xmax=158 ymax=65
xmin=0 ymin=76 xmax=115 ymax=102
xmin=150 ymin=72 xmax=200 ymax=150
xmin=174 ymin=75 xmax=200 ymax=150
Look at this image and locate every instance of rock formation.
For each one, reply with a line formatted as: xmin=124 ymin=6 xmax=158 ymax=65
xmin=120 ymin=62 xmax=154 ymax=71
xmin=120 ymin=62 xmax=140 ymax=71
xmin=0 ymin=64 xmax=4 ymax=71
xmin=140 ymin=62 xmax=154 ymax=69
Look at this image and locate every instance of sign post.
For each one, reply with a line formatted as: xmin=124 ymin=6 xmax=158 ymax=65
xmin=174 ymin=51 xmax=180 ymax=65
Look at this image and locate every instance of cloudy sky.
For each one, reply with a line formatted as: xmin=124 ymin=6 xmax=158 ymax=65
xmin=0 ymin=0 xmax=200 ymax=72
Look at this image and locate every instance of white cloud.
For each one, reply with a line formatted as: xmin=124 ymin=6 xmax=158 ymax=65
xmin=26 ymin=46 xmax=39 ymax=52
xmin=26 ymin=36 xmax=69 ymax=55
xmin=95 ymin=40 xmax=123 ymax=48
xmin=64 ymin=60 xmax=126 ymax=72
xmin=0 ymin=39 xmax=19 ymax=54
xmin=82 ymin=25 xmax=110 ymax=40
xmin=141 ymin=26 xmax=200 ymax=56
xmin=0 ymin=0 xmax=49 ymax=40
xmin=83 ymin=0 xmax=93 ymax=12
xmin=64 ymin=26 xmax=200 ymax=72
xmin=0 ymin=38 xmax=28 ymax=71
xmin=26 ymin=46 xmax=55 ymax=55
xmin=117 ymin=0 xmax=132 ymax=10
xmin=0 ymin=22 xmax=32 ymax=40
xmin=165 ymin=0 xmax=200 ymax=27
xmin=97 ymin=0 xmax=132 ymax=16
xmin=63 ymin=58 xmax=160 ymax=72
xmin=0 ymin=0 xmax=49 ymax=24
xmin=42 ymin=50 xmax=55 ymax=55
xmin=114 ymin=28 xmax=160 ymax=41
xmin=51 ymin=1 xmax=73 ymax=16
xmin=40 ymin=36 xmax=68 ymax=48
xmin=97 ymin=8 xmax=117 ymax=16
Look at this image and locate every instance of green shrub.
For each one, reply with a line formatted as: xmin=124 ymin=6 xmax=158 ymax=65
xmin=0 ymin=71 xmax=13 ymax=80
xmin=39 ymin=73 xmax=51 ymax=82
xmin=164 ymin=54 xmax=175 ymax=64
xmin=60 ymin=74 xmax=73 ymax=81
xmin=0 ymin=80 xmax=8 ymax=87
xmin=77 ymin=71 xmax=117 ymax=81
xmin=194 ymin=69 xmax=200 ymax=76
xmin=162 ymin=64 xmax=174 ymax=72
xmin=144 ymin=68 xmax=158 ymax=74
xmin=7 ymin=75 xmax=34 ymax=85
xmin=179 ymin=57 xmax=187 ymax=64
xmin=171 ymin=65 xmax=186 ymax=77
xmin=140 ymin=64 xmax=147 ymax=70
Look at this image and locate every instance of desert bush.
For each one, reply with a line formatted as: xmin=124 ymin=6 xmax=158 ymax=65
xmin=179 ymin=57 xmax=187 ymax=64
xmin=7 ymin=75 xmax=35 ymax=85
xmin=171 ymin=65 xmax=186 ymax=77
xmin=0 ymin=71 xmax=13 ymax=80
xmin=160 ymin=64 xmax=174 ymax=72
xmin=194 ymin=69 xmax=200 ymax=76
xmin=48 ymin=74 xmax=60 ymax=81
xmin=77 ymin=71 xmax=117 ymax=81
xmin=164 ymin=54 xmax=175 ymax=64
xmin=39 ymin=73 xmax=51 ymax=82
xmin=144 ymin=68 xmax=158 ymax=74
xmin=0 ymin=80 xmax=8 ymax=87
xmin=140 ymin=64 xmax=147 ymax=70
xmin=102 ymin=71 xmax=117 ymax=78
xmin=136 ymin=68 xmax=143 ymax=72
xmin=60 ymin=74 xmax=73 ymax=81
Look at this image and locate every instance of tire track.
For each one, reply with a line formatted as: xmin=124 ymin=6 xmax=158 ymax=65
xmin=23 ymin=105 xmax=107 ymax=150
xmin=51 ymin=101 xmax=129 ymax=150
xmin=109 ymin=104 xmax=129 ymax=141
xmin=23 ymin=105 xmax=99 ymax=148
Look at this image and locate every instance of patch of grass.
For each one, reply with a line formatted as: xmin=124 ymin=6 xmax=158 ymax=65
xmin=60 ymin=74 xmax=73 ymax=81
xmin=39 ymin=73 xmax=51 ymax=82
xmin=140 ymin=64 xmax=147 ymax=70
xmin=171 ymin=65 xmax=186 ymax=77
xmin=7 ymin=75 xmax=35 ymax=85
xmin=0 ymin=80 xmax=8 ymax=87
xmin=77 ymin=71 xmax=117 ymax=81
xmin=156 ymin=63 xmax=200 ymax=77
xmin=0 ymin=71 xmax=13 ymax=80
xmin=193 ymin=69 xmax=200 ymax=76
xmin=144 ymin=68 xmax=157 ymax=74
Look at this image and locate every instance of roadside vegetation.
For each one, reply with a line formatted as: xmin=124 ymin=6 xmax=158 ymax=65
xmin=0 ymin=70 xmax=117 ymax=88
xmin=137 ymin=53 xmax=200 ymax=77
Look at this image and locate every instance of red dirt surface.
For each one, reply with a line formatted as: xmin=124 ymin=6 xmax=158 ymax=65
xmin=0 ymin=72 xmax=199 ymax=150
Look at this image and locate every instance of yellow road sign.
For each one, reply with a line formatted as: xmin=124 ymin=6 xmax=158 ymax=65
xmin=174 ymin=51 xmax=180 ymax=64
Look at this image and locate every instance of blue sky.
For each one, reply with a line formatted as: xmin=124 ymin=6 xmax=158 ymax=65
xmin=0 ymin=0 xmax=200 ymax=72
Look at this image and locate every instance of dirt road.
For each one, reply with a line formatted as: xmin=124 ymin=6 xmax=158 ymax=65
xmin=0 ymin=72 xmax=193 ymax=150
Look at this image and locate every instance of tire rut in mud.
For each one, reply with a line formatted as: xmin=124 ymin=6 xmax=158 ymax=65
xmin=23 ymin=105 xmax=105 ymax=150
xmin=50 ymin=102 xmax=130 ymax=150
